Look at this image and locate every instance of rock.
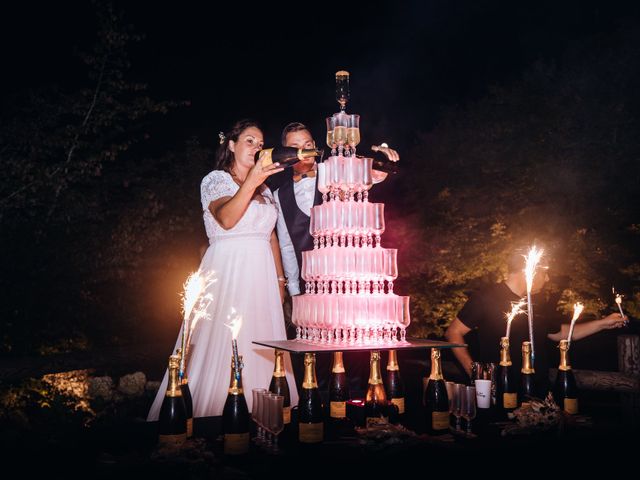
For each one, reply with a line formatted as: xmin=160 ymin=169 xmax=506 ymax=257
xmin=145 ymin=380 xmax=161 ymax=397
xmin=88 ymin=376 xmax=114 ymax=401
xmin=117 ymin=372 xmax=146 ymax=397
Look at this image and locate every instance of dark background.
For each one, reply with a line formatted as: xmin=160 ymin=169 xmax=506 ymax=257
xmin=1 ymin=0 xmax=639 ymax=372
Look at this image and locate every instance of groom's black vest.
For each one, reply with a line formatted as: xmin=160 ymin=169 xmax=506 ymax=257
xmin=278 ymin=177 xmax=323 ymax=294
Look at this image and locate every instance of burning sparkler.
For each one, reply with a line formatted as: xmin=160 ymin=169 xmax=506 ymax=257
xmin=179 ymin=271 xmax=216 ymax=378
xmin=505 ymin=299 xmax=527 ymax=339
xmin=524 ymin=245 xmax=544 ymax=366
xmin=567 ymin=302 xmax=584 ymax=348
xmin=612 ymin=287 xmax=628 ymax=326
xmin=225 ymin=308 xmax=243 ymax=380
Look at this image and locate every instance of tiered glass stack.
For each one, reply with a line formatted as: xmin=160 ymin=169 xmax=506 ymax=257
xmin=291 ymin=71 xmax=410 ymax=346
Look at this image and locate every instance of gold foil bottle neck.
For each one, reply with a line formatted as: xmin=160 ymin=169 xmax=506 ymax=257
xmin=332 ymin=351 xmax=345 ymax=374
xmin=272 ymin=349 xmax=286 ymax=377
xmin=521 ymin=341 xmax=535 ymax=374
xmin=429 ymin=348 xmax=444 ymax=380
xmin=368 ymin=351 xmax=383 ymax=385
xmin=302 ymin=353 xmax=318 ymax=389
xmin=387 ymin=350 xmax=400 ymax=371
xmin=499 ymin=337 xmax=512 ymax=366
xmin=558 ymin=340 xmax=572 ymax=371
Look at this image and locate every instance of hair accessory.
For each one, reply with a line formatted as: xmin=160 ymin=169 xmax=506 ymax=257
xmin=218 ymin=131 xmax=226 ymax=145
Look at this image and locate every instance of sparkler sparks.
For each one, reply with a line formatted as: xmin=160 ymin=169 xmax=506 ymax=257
xmin=225 ymin=308 xmax=244 ymax=379
xmin=505 ymin=299 xmax=527 ymax=339
xmin=179 ymin=271 xmax=217 ymax=378
xmin=523 ymin=245 xmax=544 ymax=366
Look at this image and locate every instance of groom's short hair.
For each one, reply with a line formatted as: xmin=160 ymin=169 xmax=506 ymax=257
xmin=281 ymin=122 xmax=310 ymax=146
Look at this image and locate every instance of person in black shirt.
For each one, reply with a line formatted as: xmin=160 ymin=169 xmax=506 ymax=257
xmin=445 ymin=252 xmax=627 ymax=390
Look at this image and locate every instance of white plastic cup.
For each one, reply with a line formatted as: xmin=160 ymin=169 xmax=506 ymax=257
xmin=474 ymin=379 xmax=492 ymax=409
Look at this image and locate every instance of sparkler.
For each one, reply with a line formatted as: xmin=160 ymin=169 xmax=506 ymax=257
xmin=179 ymin=271 xmax=216 ymax=379
xmin=505 ymin=299 xmax=527 ymax=339
xmin=567 ymin=302 xmax=584 ymax=348
xmin=612 ymin=287 xmax=628 ymax=326
xmin=225 ymin=308 xmax=243 ymax=381
xmin=524 ymin=245 xmax=544 ymax=367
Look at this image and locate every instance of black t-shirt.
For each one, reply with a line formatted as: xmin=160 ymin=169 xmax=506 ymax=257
xmin=457 ymin=282 xmax=560 ymax=389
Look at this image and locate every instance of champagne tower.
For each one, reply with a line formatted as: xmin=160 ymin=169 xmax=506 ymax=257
xmin=291 ymin=71 xmax=410 ymax=346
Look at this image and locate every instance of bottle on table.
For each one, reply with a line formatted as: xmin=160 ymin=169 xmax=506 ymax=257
xmin=329 ymin=351 xmax=350 ymax=420
xmin=222 ymin=354 xmax=250 ymax=455
xmin=495 ymin=337 xmax=518 ymax=416
xmin=298 ymin=353 xmax=324 ymax=444
xmin=520 ymin=341 xmax=536 ymax=403
xmin=365 ymin=351 xmax=388 ymax=425
xmin=423 ymin=348 xmax=450 ymax=435
xmin=158 ymin=354 xmax=188 ymax=447
xmin=385 ymin=349 xmax=405 ymax=420
xmin=553 ymin=339 xmax=579 ymax=414
xmin=268 ymin=349 xmax=292 ymax=427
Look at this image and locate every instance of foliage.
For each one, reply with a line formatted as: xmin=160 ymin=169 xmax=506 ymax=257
xmin=403 ymin=26 xmax=640 ymax=337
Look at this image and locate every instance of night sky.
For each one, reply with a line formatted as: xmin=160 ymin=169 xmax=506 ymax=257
xmin=4 ymin=0 xmax=638 ymax=155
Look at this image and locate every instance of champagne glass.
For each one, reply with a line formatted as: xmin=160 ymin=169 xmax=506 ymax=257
xmin=462 ymin=386 xmax=477 ymax=436
xmin=452 ymin=383 xmax=464 ymax=432
xmin=333 ymin=112 xmax=349 ymax=157
xmin=252 ymin=388 xmax=267 ymax=444
xmin=326 ymin=116 xmax=336 ymax=157
xmin=267 ymin=395 xmax=284 ymax=453
xmin=383 ymin=248 xmax=398 ymax=294
xmin=347 ymin=114 xmax=360 ymax=157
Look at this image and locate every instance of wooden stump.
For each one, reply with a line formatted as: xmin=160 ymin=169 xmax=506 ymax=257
xmin=618 ymin=335 xmax=640 ymax=427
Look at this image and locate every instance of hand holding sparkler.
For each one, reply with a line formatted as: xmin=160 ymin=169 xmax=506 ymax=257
xmin=612 ymin=287 xmax=629 ymax=326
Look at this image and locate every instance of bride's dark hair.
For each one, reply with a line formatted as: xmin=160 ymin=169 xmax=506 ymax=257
xmin=215 ymin=119 xmax=263 ymax=173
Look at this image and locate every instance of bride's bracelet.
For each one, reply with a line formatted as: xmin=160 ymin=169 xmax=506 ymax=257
xmin=277 ymin=276 xmax=288 ymax=287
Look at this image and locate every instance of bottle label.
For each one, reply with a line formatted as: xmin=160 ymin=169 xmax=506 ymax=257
xmin=224 ymin=432 xmax=250 ymax=455
xmin=564 ymin=398 xmax=578 ymax=415
xmin=186 ymin=418 xmax=193 ymax=438
xmin=283 ymin=406 xmax=291 ymax=425
xmin=259 ymin=149 xmax=273 ymax=167
xmin=299 ymin=422 xmax=323 ymax=443
xmin=432 ymin=411 xmax=450 ymax=431
xmin=330 ymin=401 xmax=346 ymax=418
xmin=503 ymin=393 xmax=518 ymax=409
xmin=391 ymin=397 xmax=405 ymax=414
xmin=159 ymin=433 xmax=187 ymax=446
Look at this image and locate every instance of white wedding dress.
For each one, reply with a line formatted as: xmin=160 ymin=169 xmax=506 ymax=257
xmin=148 ymin=170 xmax=298 ymax=419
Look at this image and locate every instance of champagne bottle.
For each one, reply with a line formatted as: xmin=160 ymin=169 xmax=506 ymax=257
xmin=176 ymin=349 xmax=194 ymax=438
xmin=268 ymin=349 xmax=292 ymax=425
xmin=256 ymin=146 xmax=322 ymax=169
xmin=329 ymin=351 xmax=349 ymax=419
xmin=222 ymin=355 xmax=250 ymax=455
xmin=298 ymin=353 xmax=324 ymax=443
xmin=495 ymin=337 xmax=518 ymax=415
xmin=180 ymin=378 xmax=194 ymax=438
xmin=358 ymin=149 xmax=399 ymax=175
xmin=554 ymin=340 xmax=579 ymax=414
xmin=520 ymin=341 xmax=536 ymax=403
xmin=385 ymin=350 xmax=405 ymax=417
xmin=158 ymin=354 xmax=188 ymax=446
xmin=365 ymin=351 xmax=388 ymax=425
xmin=423 ymin=348 xmax=449 ymax=435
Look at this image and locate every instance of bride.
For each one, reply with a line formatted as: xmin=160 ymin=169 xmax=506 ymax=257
xmin=148 ymin=119 xmax=298 ymax=419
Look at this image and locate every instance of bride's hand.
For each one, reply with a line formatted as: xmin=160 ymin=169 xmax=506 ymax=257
xmin=245 ymin=158 xmax=284 ymax=190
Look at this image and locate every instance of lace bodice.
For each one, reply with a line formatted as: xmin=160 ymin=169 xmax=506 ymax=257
xmin=200 ymin=170 xmax=278 ymax=242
